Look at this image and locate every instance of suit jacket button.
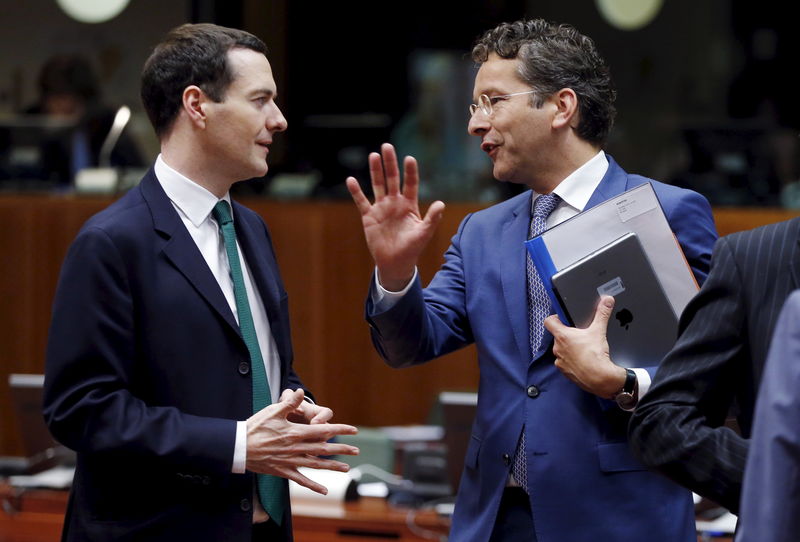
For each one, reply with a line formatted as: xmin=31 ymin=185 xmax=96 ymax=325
xmin=527 ymin=385 xmax=540 ymax=398
xmin=502 ymin=453 xmax=511 ymax=466
xmin=238 ymin=361 xmax=250 ymax=375
xmin=240 ymin=498 xmax=251 ymax=512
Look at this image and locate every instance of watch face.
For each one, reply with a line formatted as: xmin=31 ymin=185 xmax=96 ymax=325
xmin=615 ymin=392 xmax=636 ymax=410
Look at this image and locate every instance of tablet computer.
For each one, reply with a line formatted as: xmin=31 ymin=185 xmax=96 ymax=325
xmin=550 ymin=232 xmax=678 ymax=368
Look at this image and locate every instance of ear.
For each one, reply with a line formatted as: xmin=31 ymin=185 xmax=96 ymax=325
xmin=182 ymin=85 xmax=208 ymax=129
xmin=551 ymin=88 xmax=579 ymax=131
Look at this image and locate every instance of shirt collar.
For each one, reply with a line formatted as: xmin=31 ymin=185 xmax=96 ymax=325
xmin=532 ymin=150 xmax=608 ymax=213
xmin=155 ymin=154 xmax=231 ymax=227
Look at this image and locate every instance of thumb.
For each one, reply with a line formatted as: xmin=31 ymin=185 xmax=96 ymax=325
xmin=542 ymin=313 xmax=565 ymax=334
xmin=274 ymin=388 xmax=305 ymax=417
xmin=590 ymin=295 xmax=615 ymax=332
xmin=423 ymin=200 xmax=445 ymax=228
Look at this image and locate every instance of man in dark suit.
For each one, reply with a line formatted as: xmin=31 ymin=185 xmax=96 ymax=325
xmin=736 ymin=290 xmax=800 ymax=541
xmin=346 ymin=19 xmax=717 ymax=542
xmin=43 ymin=23 xmax=358 ymax=542
xmin=629 ymin=217 xmax=800 ymax=513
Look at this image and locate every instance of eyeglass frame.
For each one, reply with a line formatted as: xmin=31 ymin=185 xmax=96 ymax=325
xmin=468 ymin=90 xmax=537 ymax=117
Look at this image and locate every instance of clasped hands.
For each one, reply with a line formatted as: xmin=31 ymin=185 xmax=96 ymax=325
xmin=543 ymin=295 xmax=627 ymax=399
xmin=246 ymin=388 xmax=359 ymax=495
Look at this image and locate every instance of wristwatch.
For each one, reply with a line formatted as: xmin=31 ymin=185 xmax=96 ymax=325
xmin=613 ymin=368 xmax=638 ymax=410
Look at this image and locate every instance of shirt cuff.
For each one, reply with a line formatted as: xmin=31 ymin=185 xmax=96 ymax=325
xmin=371 ymin=267 xmax=418 ymax=311
xmin=632 ymin=368 xmax=651 ymax=399
xmin=232 ymin=420 xmax=247 ymax=474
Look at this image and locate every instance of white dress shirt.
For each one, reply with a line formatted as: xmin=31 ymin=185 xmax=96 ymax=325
xmin=154 ymin=154 xmax=282 ymax=474
xmin=372 ymin=150 xmax=651 ymax=398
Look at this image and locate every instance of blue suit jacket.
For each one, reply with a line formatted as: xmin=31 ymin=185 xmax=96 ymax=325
xmin=43 ymin=169 xmax=302 ymax=541
xmin=367 ymin=157 xmax=717 ymax=542
xmin=737 ymin=289 xmax=800 ymax=541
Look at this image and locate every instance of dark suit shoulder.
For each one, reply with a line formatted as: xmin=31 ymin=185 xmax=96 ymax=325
xmin=80 ymin=185 xmax=149 ymax=238
xmin=723 ymin=216 xmax=800 ymax=250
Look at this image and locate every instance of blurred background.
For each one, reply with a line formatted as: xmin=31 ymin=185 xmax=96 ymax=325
xmin=0 ymin=2 xmax=787 ymax=534
xmin=2 ymin=0 xmax=799 ymax=205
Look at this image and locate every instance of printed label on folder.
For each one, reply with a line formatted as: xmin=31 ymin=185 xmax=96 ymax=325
xmin=614 ymin=192 xmax=657 ymax=222
xmin=597 ymin=277 xmax=625 ymax=297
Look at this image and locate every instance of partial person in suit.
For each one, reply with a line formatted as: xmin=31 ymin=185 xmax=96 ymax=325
xmin=25 ymin=54 xmax=144 ymax=185
xmin=346 ymin=18 xmax=717 ymax=542
xmin=43 ymin=23 xmax=358 ymax=542
xmin=736 ymin=290 xmax=800 ymax=541
xmin=629 ymin=217 xmax=800 ymax=513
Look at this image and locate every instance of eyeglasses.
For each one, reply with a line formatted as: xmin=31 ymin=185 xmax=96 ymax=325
xmin=469 ymin=90 xmax=537 ymax=117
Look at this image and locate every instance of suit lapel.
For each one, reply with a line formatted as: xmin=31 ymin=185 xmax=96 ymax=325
xmin=140 ymin=170 xmax=241 ymax=336
xmin=232 ymin=206 xmax=290 ymax=363
xmin=584 ymin=155 xmax=629 ymax=211
xmin=501 ymin=192 xmax=536 ymax=364
xmin=504 ymin=156 xmax=629 ymax=363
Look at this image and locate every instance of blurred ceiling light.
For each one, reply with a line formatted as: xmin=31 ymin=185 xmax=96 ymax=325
xmin=596 ymin=0 xmax=663 ymax=31
xmin=56 ymin=0 xmax=130 ymax=23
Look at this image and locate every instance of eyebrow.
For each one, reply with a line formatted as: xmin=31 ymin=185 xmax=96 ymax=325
xmin=472 ymin=86 xmax=501 ymax=101
xmin=249 ymin=88 xmax=276 ymax=99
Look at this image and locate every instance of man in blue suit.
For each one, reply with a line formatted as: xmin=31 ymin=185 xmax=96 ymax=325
xmin=346 ymin=19 xmax=717 ymax=541
xmin=737 ymin=289 xmax=800 ymax=541
xmin=43 ymin=24 xmax=358 ymax=542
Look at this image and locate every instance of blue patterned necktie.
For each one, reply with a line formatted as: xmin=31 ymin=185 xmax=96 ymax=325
xmin=213 ymin=200 xmax=286 ymax=525
xmin=512 ymin=193 xmax=561 ymax=492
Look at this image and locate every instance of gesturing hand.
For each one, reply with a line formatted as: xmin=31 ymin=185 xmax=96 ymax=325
xmin=245 ymin=389 xmax=359 ymax=495
xmin=346 ymin=143 xmax=445 ymax=292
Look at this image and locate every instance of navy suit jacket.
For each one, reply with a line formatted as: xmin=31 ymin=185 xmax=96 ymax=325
xmin=630 ymin=217 xmax=800 ymax=513
xmin=736 ymin=289 xmax=800 ymax=541
xmin=367 ymin=157 xmax=717 ymax=542
xmin=43 ymin=169 xmax=302 ymax=541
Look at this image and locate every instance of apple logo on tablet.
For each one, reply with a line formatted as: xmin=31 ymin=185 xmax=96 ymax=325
xmin=615 ymin=308 xmax=633 ymax=330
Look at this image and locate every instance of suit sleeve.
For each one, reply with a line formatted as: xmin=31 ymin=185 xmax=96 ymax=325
xmin=628 ymin=236 xmax=748 ymax=511
xmin=366 ymin=214 xmax=474 ymax=368
xmin=664 ymin=188 xmax=717 ymax=287
xmin=43 ymin=226 xmax=237 ymax=474
xmin=737 ymin=291 xmax=800 ymax=541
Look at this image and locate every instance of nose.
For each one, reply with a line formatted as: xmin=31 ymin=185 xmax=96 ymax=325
xmin=267 ymin=102 xmax=288 ymax=133
xmin=468 ymin=110 xmax=489 ymax=137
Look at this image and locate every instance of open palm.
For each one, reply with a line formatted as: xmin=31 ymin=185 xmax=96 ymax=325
xmin=346 ymin=143 xmax=445 ymax=291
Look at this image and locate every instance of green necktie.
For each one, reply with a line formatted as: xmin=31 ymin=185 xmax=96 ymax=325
xmin=212 ymin=200 xmax=286 ymax=525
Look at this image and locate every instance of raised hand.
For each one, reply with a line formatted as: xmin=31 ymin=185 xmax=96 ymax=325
xmin=245 ymin=389 xmax=359 ymax=495
xmin=346 ymin=143 xmax=445 ymax=291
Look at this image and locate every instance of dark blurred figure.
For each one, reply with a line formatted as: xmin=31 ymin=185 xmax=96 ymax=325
xmin=25 ymin=54 xmax=144 ymax=185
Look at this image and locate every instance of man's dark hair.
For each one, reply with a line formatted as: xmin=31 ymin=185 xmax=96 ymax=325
xmin=38 ymin=54 xmax=100 ymax=103
xmin=472 ymin=19 xmax=616 ymax=147
xmin=141 ymin=23 xmax=268 ymax=137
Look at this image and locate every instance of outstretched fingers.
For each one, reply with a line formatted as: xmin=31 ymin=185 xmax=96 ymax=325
xmin=296 ymin=422 xmax=359 ymax=444
xmin=281 ymin=466 xmax=329 ymax=495
xmin=346 ymin=177 xmax=372 ymax=215
xmin=368 ymin=151 xmax=387 ymax=199
xmin=401 ymin=155 xmax=420 ymax=204
xmin=381 ymin=143 xmax=401 ymax=196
